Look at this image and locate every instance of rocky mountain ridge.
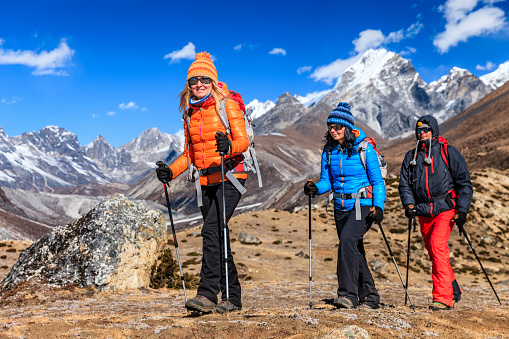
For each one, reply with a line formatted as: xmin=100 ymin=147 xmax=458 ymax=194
xmin=252 ymin=49 xmax=507 ymax=138
xmin=0 ymin=126 xmax=182 ymax=192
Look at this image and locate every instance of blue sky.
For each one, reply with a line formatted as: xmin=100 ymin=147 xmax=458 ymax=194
xmin=1 ymin=0 xmax=508 ymax=147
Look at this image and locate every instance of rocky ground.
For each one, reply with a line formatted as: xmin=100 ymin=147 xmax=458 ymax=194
xmin=0 ymin=168 xmax=508 ymax=338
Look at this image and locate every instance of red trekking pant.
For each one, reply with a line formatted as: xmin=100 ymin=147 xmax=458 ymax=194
xmin=419 ymin=209 xmax=456 ymax=306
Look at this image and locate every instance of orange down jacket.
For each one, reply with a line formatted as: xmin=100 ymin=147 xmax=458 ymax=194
xmin=169 ymin=84 xmax=249 ymax=186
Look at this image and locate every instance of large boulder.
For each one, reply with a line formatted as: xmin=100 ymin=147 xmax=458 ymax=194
xmin=0 ymin=195 xmax=167 ymax=291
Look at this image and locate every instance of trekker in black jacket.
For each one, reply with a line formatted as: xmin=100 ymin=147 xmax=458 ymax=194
xmin=399 ymin=115 xmax=473 ymax=311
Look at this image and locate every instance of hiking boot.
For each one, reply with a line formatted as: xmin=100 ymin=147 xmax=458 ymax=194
xmin=216 ymin=301 xmax=242 ymax=314
xmin=185 ymin=295 xmax=217 ymax=313
xmin=333 ymin=297 xmax=355 ymax=309
xmin=429 ymin=301 xmax=451 ymax=311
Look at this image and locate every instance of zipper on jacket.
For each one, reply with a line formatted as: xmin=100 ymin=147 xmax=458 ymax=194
xmin=199 ymin=108 xmax=205 ymax=166
xmin=425 ymin=165 xmax=434 ymax=217
xmin=340 ymin=156 xmax=344 ymax=208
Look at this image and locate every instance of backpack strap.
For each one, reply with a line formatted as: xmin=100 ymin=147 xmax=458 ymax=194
xmin=440 ymin=142 xmax=450 ymax=169
xmin=218 ymin=99 xmax=231 ymax=135
xmin=356 ymin=139 xmax=368 ymax=171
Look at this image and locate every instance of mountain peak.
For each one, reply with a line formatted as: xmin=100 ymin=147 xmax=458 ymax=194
xmin=246 ymin=99 xmax=275 ymax=120
xmin=480 ymin=60 xmax=509 ymax=90
xmin=335 ymin=48 xmax=400 ymax=94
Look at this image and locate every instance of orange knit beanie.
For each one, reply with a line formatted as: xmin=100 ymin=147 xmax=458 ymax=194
xmin=187 ymin=52 xmax=218 ymax=84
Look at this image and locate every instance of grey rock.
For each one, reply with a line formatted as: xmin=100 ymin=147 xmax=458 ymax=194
xmin=238 ymin=232 xmax=261 ymax=245
xmin=323 ymin=325 xmax=370 ymax=338
xmin=369 ymin=260 xmax=387 ymax=274
xmin=0 ymin=195 xmax=167 ymax=291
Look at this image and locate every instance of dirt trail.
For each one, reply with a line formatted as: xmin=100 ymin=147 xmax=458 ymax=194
xmin=1 ymin=169 xmax=508 ymax=338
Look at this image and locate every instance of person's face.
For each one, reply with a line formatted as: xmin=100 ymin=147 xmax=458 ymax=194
xmin=417 ymin=126 xmax=432 ymax=141
xmin=328 ymin=124 xmax=346 ymax=142
xmin=189 ymin=76 xmax=213 ymax=99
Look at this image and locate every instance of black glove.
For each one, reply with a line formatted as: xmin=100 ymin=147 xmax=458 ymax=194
xmin=215 ymin=132 xmax=231 ymax=154
xmin=304 ymin=181 xmax=318 ymax=198
xmin=156 ymin=163 xmax=173 ymax=183
xmin=404 ymin=204 xmax=416 ymax=219
xmin=367 ymin=206 xmax=384 ymax=224
xmin=454 ymin=211 xmax=467 ymax=232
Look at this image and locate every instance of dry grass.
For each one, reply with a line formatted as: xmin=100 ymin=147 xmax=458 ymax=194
xmin=1 ymin=168 xmax=508 ymax=338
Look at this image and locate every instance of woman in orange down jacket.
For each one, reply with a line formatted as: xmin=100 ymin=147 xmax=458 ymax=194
xmin=156 ymin=52 xmax=248 ymax=314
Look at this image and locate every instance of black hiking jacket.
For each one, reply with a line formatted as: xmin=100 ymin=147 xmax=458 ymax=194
xmin=399 ymin=116 xmax=473 ymax=217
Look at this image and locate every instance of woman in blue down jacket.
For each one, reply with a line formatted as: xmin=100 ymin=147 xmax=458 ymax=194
xmin=304 ymin=102 xmax=385 ymax=309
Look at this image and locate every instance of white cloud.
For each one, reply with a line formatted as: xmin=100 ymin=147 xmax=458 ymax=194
xmin=297 ymin=66 xmax=312 ymax=75
xmin=399 ymin=46 xmax=417 ymax=56
xmin=234 ymin=44 xmax=242 ymax=51
xmin=310 ymin=54 xmax=363 ymax=85
xmin=141 ymin=107 xmax=147 ymax=111
xmin=434 ymin=0 xmax=507 ymax=53
xmin=1 ymin=96 xmax=21 ymax=105
xmin=311 ymin=20 xmax=422 ymax=84
xmin=119 ymin=102 xmax=139 ymax=110
xmin=269 ymin=48 xmax=286 ymax=56
xmin=0 ymin=39 xmax=75 ymax=76
xmin=92 ymin=114 xmax=98 ymax=119
xmin=164 ymin=42 xmax=196 ymax=64
xmin=107 ymin=111 xmax=115 ymax=116
xmin=353 ymin=30 xmax=385 ymax=53
xmin=476 ymin=61 xmax=496 ymax=70
xmin=0 ymin=39 xmax=4 ymax=46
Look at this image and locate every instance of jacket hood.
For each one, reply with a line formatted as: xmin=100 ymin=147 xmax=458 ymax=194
xmin=415 ymin=115 xmax=439 ymax=139
xmin=352 ymin=128 xmax=367 ymax=147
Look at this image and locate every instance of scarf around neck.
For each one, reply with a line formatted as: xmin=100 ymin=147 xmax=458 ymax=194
xmin=188 ymin=82 xmax=225 ymax=110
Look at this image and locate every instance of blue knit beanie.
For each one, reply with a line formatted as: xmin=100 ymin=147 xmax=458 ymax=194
xmin=327 ymin=102 xmax=354 ymax=130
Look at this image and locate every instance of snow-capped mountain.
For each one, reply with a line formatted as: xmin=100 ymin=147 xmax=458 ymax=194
xmin=247 ymin=91 xmax=331 ymax=124
xmin=246 ymin=99 xmax=275 ymax=121
xmin=480 ymin=61 xmax=509 ymax=90
xmin=0 ymin=126 xmax=183 ymax=192
xmin=428 ymin=67 xmax=489 ymax=121
xmin=317 ymin=49 xmax=491 ymax=137
xmin=1 ymin=126 xmax=109 ymax=191
xmin=252 ymin=92 xmax=307 ymax=134
xmin=119 ymin=127 xmax=183 ymax=164
xmin=294 ymin=89 xmax=331 ymax=108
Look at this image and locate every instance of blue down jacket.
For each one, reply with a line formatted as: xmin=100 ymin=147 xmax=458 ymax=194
xmin=315 ymin=128 xmax=385 ymax=212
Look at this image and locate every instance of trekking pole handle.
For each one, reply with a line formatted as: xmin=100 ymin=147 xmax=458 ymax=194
xmin=156 ymin=160 xmax=166 ymax=168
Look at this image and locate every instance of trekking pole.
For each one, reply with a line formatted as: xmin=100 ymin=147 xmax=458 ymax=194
xmin=307 ymin=179 xmax=313 ymax=309
xmin=459 ymin=225 xmax=502 ymax=305
xmin=220 ymin=153 xmax=230 ymax=312
xmin=404 ymin=217 xmax=412 ymax=306
xmin=377 ymin=222 xmax=415 ymax=310
xmin=156 ymin=161 xmax=187 ymax=302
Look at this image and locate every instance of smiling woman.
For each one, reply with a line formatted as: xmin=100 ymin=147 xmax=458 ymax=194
xmin=155 ymin=51 xmax=249 ymax=315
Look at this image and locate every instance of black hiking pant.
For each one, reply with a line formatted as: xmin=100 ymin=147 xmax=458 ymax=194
xmin=334 ymin=206 xmax=379 ymax=307
xmin=197 ymin=179 xmax=243 ymax=307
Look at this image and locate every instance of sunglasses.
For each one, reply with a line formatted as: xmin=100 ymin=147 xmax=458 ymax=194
xmin=328 ymin=124 xmax=345 ymax=131
xmin=188 ymin=77 xmax=213 ymax=86
xmin=417 ymin=127 xmax=432 ymax=134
